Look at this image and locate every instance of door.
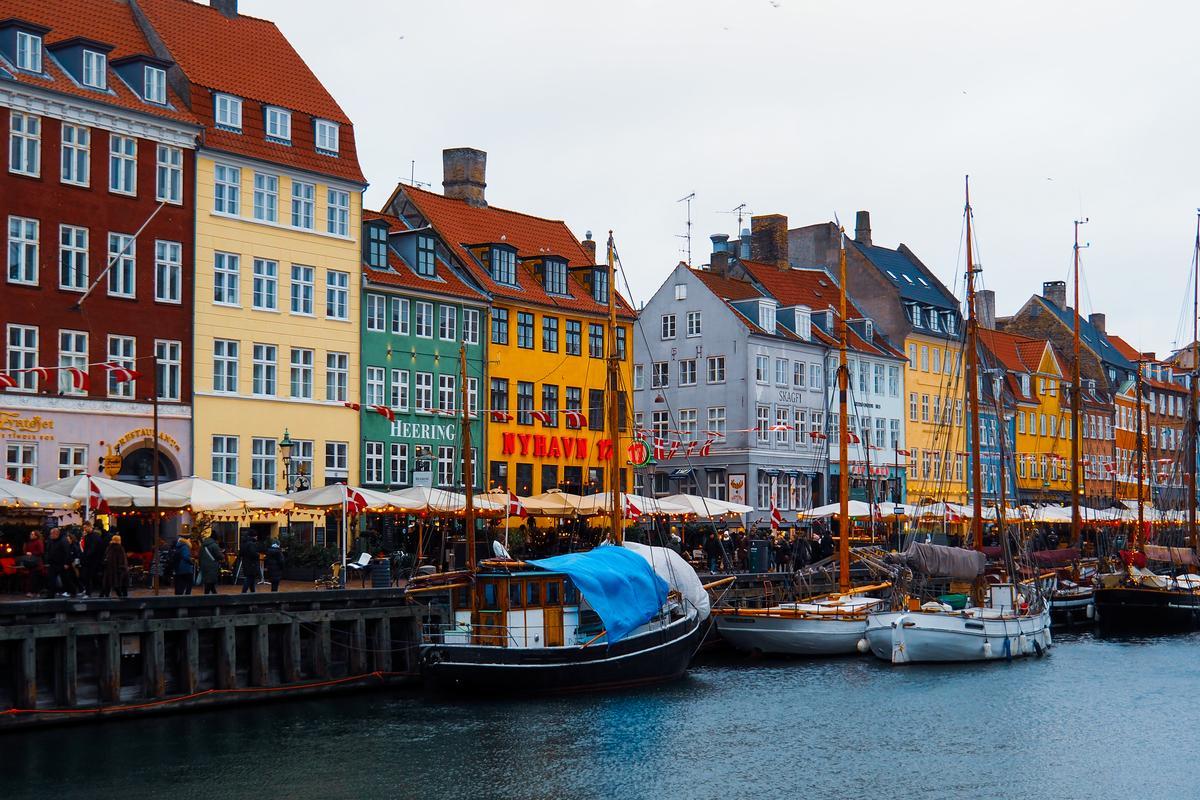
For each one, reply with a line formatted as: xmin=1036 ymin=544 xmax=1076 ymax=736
xmin=544 ymin=606 xmax=564 ymax=646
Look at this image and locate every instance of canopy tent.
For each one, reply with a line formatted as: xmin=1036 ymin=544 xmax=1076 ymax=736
xmin=662 ymin=493 xmax=753 ymax=518
xmin=287 ymin=484 xmax=398 ymax=510
xmin=623 ymin=541 xmax=710 ymax=620
xmin=157 ymin=476 xmax=293 ymax=513
xmin=572 ymin=492 xmax=689 ymax=517
xmin=0 ymin=477 xmax=79 ymax=511
xmin=800 ymin=500 xmax=883 ymax=520
xmin=912 ymin=501 xmax=973 ymax=522
xmin=40 ymin=474 xmax=188 ymax=508
xmin=482 ymin=488 xmax=584 ymax=518
xmin=528 ymin=546 xmax=669 ymax=643
xmin=389 ymin=486 xmax=503 ymax=514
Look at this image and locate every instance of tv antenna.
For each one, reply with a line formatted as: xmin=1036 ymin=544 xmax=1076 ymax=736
xmin=718 ymin=203 xmax=753 ymax=233
xmin=676 ymin=192 xmax=696 ymax=266
xmin=405 ymin=159 xmax=431 ymax=189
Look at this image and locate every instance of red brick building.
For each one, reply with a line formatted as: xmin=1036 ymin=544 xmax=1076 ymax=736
xmin=0 ymin=0 xmax=199 ymax=500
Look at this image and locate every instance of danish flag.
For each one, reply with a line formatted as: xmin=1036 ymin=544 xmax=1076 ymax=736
xmin=370 ymin=405 xmax=396 ymax=422
xmin=508 ymin=492 xmax=528 ymax=518
xmin=564 ymin=410 xmax=586 ymax=429
xmin=809 ymin=431 xmax=828 ymax=440
xmin=665 ymin=440 xmax=680 ymax=460
xmin=103 ymin=363 xmax=141 ymax=382
xmin=529 ymin=410 xmax=552 ymax=425
xmin=344 ymin=402 xmax=362 ymax=411
xmin=770 ymin=500 xmax=783 ymax=531
xmin=345 ymin=486 xmax=368 ymax=515
xmin=87 ymin=478 xmax=111 ymax=515
xmin=685 ymin=440 xmax=698 ymax=457
xmin=0 ymin=372 xmax=15 ymax=390
xmin=896 ymin=449 xmax=912 ymax=457
xmin=623 ymin=495 xmax=643 ymax=522
xmin=653 ymin=438 xmax=667 ymax=460
xmin=490 ymin=410 xmax=514 ymax=423
xmin=846 ymin=431 xmax=862 ymax=444
xmin=65 ymin=367 xmax=89 ymax=392
xmin=698 ymin=438 xmax=715 ymax=457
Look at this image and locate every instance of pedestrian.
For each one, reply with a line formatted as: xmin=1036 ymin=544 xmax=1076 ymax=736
xmin=199 ymin=531 xmax=223 ymax=595
xmin=44 ymin=528 xmax=69 ymax=597
xmin=101 ymin=534 xmax=130 ymax=598
xmin=703 ymin=533 xmax=721 ymax=573
xmin=239 ymin=536 xmax=261 ymax=593
xmin=80 ymin=523 xmax=104 ymax=597
xmin=20 ymin=530 xmax=44 ymax=597
xmin=171 ymin=536 xmax=194 ymax=595
xmin=264 ymin=540 xmax=285 ymax=592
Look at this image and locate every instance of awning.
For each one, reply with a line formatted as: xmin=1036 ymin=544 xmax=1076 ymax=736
xmin=669 ymin=468 xmax=694 ymax=479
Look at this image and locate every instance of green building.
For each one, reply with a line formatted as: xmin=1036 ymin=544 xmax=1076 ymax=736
xmin=359 ymin=211 xmax=489 ymax=492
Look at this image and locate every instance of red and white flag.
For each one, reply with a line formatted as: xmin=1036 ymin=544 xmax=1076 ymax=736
xmin=770 ymin=500 xmax=783 ymax=531
xmin=87 ymin=478 xmax=111 ymax=515
xmin=103 ymin=363 xmax=141 ymax=382
xmin=623 ymin=495 xmax=643 ymax=522
xmin=666 ymin=440 xmax=680 ymax=460
xmin=653 ymin=438 xmax=666 ymax=461
xmin=698 ymin=438 xmax=715 ymax=457
xmin=370 ymin=405 xmax=396 ymax=422
xmin=529 ymin=410 xmax=552 ymax=425
xmin=0 ymin=372 xmax=15 ymax=389
xmin=564 ymin=410 xmax=586 ymax=429
xmin=344 ymin=402 xmax=362 ymax=411
xmin=846 ymin=431 xmax=861 ymax=444
xmin=65 ymin=367 xmax=89 ymax=392
xmin=896 ymin=449 xmax=912 ymax=457
xmin=809 ymin=431 xmax=828 ymax=440
xmin=489 ymin=410 xmax=514 ymax=422
xmin=685 ymin=440 xmax=698 ymax=457
xmin=508 ymin=492 xmax=528 ymax=518
xmin=345 ymin=486 xmax=368 ymax=515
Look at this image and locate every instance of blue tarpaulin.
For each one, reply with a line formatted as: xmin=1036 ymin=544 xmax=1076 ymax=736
xmin=528 ymin=546 xmax=669 ymax=644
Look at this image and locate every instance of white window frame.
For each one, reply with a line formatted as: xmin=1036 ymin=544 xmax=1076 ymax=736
xmin=290 ymin=347 xmax=314 ymax=399
xmin=213 ymin=163 xmax=240 ymax=214
xmin=155 ymin=339 xmax=181 ymax=402
xmin=325 ymin=269 xmax=349 ymax=320
xmin=212 ymin=338 xmax=239 ymax=394
xmin=212 ymin=435 xmax=238 ymax=484
xmin=325 ymin=351 xmax=348 ymax=402
xmin=7 ymin=215 xmax=38 ymax=285
xmin=366 ymin=294 xmax=386 ymax=332
xmin=314 ymin=119 xmax=339 ymax=154
xmin=58 ymin=329 xmax=88 ymax=396
xmin=391 ymin=297 xmax=409 ymax=336
xmin=325 ymin=441 xmax=348 ymax=479
xmin=291 ymin=181 xmax=315 ymax=229
xmin=252 ymin=258 xmax=278 ymax=310
xmin=364 ymin=441 xmax=385 ymax=485
xmin=81 ymin=49 xmax=107 ymax=90
xmin=366 ymin=366 xmax=386 ymax=407
xmin=108 ymin=134 xmax=136 ymax=196
xmin=106 ymin=334 xmax=135 ymax=398
xmin=6 ymin=324 xmax=38 ymax=392
xmin=252 ymin=343 xmax=277 ymax=397
xmin=213 ymin=251 xmax=240 ymax=306
xmin=251 ymin=437 xmax=278 ymax=491
xmin=214 ymin=93 xmax=243 ymax=131
xmin=144 ymin=65 xmax=166 ymax=104
xmin=707 ymin=355 xmax=726 ymax=384
xmin=390 ymin=369 xmax=409 ymax=411
xmin=264 ymin=106 xmax=291 ymax=142
xmin=60 ymin=124 xmax=89 ymax=187
xmin=415 ymin=301 xmax=434 ymax=339
xmin=155 ymin=144 xmax=182 ymax=204
xmin=326 ymin=188 xmax=349 ymax=236
xmin=463 ymin=309 xmax=480 ymax=345
xmin=107 ymin=232 xmax=135 ymax=298
xmin=8 ymin=112 xmax=40 ymax=177
xmin=390 ymin=443 xmax=409 ymax=486
xmin=686 ymin=310 xmax=701 ymax=337
xmin=5 ymin=443 xmax=37 ymax=484
xmin=290 ymin=265 xmax=314 ymax=315
xmin=439 ymin=305 xmax=457 ymax=341
xmin=154 ymin=240 xmax=182 ymax=304
xmin=58 ymin=445 xmax=88 ymax=479
xmin=15 ymin=31 xmax=41 ymax=73
xmin=252 ymin=172 xmax=279 ymax=222
xmin=415 ymin=372 xmax=433 ymax=412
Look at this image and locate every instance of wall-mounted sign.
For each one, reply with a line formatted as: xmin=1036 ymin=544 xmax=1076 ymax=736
xmin=392 ymin=421 xmax=457 ymax=443
xmin=412 ymin=470 xmax=433 ymax=488
xmin=728 ymin=473 xmax=747 ymax=505
xmin=113 ymin=427 xmax=182 ymax=452
xmin=628 ymin=439 xmax=651 ymax=467
xmin=500 ymin=432 xmax=613 ymax=462
xmin=0 ymin=411 xmax=54 ymax=441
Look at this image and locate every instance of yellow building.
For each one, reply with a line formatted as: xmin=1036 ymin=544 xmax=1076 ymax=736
xmin=384 ymin=149 xmax=634 ymax=498
xmin=904 ymin=331 xmax=968 ymax=504
xmin=141 ymin=0 xmax=367 ymax=498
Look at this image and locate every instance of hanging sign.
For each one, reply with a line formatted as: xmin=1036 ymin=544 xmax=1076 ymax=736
xmin=628 ymin=438 xmax=652 ymax=467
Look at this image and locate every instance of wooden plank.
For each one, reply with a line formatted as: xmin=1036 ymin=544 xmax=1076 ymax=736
xmin=349 ymin=617 xmax=366 ymax=675
xmin=313 ymin=620 xmax=331 ymax=679
xmin=216 ymin=625 xmax=236 ymax=690
xmin=282 ymin=622 xmax=301 ymax=683
xmin=15 ymin=636 xmax=36 ymax=709
xmin=250 ymin=624 xmax=269 ymax=687
xmin=100 ymin=632 xmax=120 ymax=703
xmin=182 ymin=629 xmax=199 ymax=695
xmin=58 ymin=633 xmax=78 ymax=707
xmin=145 ymin=630 xmax=165 ymax=698
xmin=375 ymin=618 xmax=392 ymax=673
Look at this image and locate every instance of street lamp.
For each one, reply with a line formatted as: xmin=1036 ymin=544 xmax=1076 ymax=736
xmin=279 ymin=428 xmax=295 ymax=492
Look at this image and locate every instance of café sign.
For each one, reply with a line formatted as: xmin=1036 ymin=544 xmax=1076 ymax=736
xmin=0 ymin=411 xmax=54 ymax=441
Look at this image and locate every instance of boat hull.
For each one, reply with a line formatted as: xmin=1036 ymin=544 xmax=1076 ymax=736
xmin=865 ymin=608 xmax=1052 ymax=663
xmin=1049 ymin=588 xmax=1095 ymax=626
xmin=420 ymin=614 xmax=708 ymax=693
xmin=714 ymin=613 xmax=867 ymax=656
xmin=1094 ymin=587 xmax=1200 ymax=631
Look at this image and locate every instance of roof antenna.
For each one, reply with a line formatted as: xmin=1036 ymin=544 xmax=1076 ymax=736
xmin=406 ymin=159 xmax=430 ymax=189
xmin=718 ymin=203 xmax=753 ymax=234
xmin=676 ymin=192 xmax=695 ymax=266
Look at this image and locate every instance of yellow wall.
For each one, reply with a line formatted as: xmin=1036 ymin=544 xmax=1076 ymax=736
xmin=193 ymin=154 xmax=362 ymax=489
xmin=1013 ymin=346 xmax=1070 ymax=496
xmin=904 ymin=332 xmax=967 ymax=503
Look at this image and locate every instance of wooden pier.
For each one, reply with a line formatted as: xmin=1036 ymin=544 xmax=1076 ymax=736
xmin=0 ymin=589 xmax=442 ymax=731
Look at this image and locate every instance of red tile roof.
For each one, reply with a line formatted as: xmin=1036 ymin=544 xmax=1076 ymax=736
xmin=362 ymin=210 xmax=487 ymax=302
xmin=0 ymin=0 xmax=196 ymax=125
xmin=1106 ymin=334 xmax=1142 ymax=364
xmin=977 ymin=328 xmax=1057 ymax=403
xmin=394 ymin=185 xmax=634 ymax=319
xmin=136 ymin=0 xmax=364 ymax=183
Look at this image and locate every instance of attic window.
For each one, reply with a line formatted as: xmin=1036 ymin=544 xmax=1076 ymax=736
xmin=795 ymin=308 xmax=812 ymax=340
xmin=416 ymin=235 xmax=436 ymax=277
xmin=909 ymin=304 xmax=922 ymax=328
xmin=592 ymin=267 xmax=610 ymax=305
xmin=315 ymin=119 xmax=339 ymax=155
xmin=885 ymin=270 xmax=898 ymax=280
xmin=863 ymin=320 xmax=874 ymax=341
xmin=366 ymin=224 xmax=388 ymax=269
xmin=544 ymin=258 xmax=568 ymax=295
xmin=944 ymin=312 xmax=957 ymax=334
xmin=15 ymin=31 xmax=41 ymax=72
xmin=82 ymin=49 xmax=106 ymax=89
xmin=215 ymin=93 xmax=242 ymax=131
xmin=144 ymin=65 xmax=166 ymax=104
xmin=265 ymin=106 xmax=292 ymax=143
xmin=917 ymin=276 xmax=930 ymax=286
xmin=758 ymin=302 xmax=776 ymax=333
xmin=903 ymin=274 xmax=914 ymax=284
xmin=1020 ymin=374 xmax=1031 ymax=396
xmin=492 ymin=246 xmax=517 ymax=285
xmin=927 ymin=308 xmax=939 ymax=331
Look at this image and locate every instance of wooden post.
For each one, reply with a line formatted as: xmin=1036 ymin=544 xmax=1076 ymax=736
xmin=100 ymin=632 xmax=121 ymax=703
xmin=216 ymin=625 xmax=236 ymax=690
xmin=145 ymin=630 xmax=165 ymax=698
xmin=282 ymin=622 xmax=301 ymax=683
xmin=182 ymin=629 xmax=199 ymax=695
xmin=314 ymin=620 xmax=331 ymax=678
xmin=250 ymin=624 xmax=269 ymax=686
xmin=58 ymin=633 xmax=78 ymax=707
xmin=349 ymin=618 xmax=367 ymax=674
xmin=16 ymin=637 xmax=36 ymax=710
xmin=375 ymin=617 xmax=392 ymax=673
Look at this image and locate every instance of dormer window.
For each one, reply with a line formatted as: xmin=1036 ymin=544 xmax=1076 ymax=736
xmin=1020 ymin=374 xmax=1031 ymax=396
xmin=366 ymin=224 xmax=388 ymax=269
xmin=491 ymin=246 xmax=517 ymax=285
xmin=863 ymin=319 xmax=874 ymax=341
xmin=15 ymin=31 xmax=41 ymax=72
xmin=265 ymin=106 xmax=291 ymax=143
xmin=416 ymin=235 xmax=436 ymax=277
xmin=758 ymin=302 xmax=776 ymax=333
xmin=927 ymin=308 xmax=939 ymax=331
xmin=795 ymin=307 xmax=812 ymax=340
xmin=544 ymin=258 xmax=568 ymax=295
xmin=144 ymin=66 xmax=166 ymax=104
xmin=82 ymin=49 xmax=106 ymax=89
xmin=215 ymin=93 xmax=242 ymax=131
xmin=315 ymin=119 xmax=339 ymax=154
xmin=592 ymin=267 xmax=610 ymax=305
xmin=944 ymin=313 xmax=957 ymax=335
xmin=909 ymin=304 xmax=922 ymax=328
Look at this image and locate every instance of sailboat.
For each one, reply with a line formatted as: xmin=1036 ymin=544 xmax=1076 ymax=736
xmin=415 ymin=233 xmax=711 ymax=691
xmin=713 ymin=226 xmax=888 ymax=656
xmin=865 ymin=177 xmax=1053 ymax=663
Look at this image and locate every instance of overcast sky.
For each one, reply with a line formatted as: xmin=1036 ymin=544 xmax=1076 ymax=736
xmin=243 ymin=0 xmax=1200 ymax=357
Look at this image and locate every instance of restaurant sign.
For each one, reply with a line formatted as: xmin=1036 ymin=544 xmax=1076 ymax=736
xmin=0 ymin=411 xmax=54 ymax=441
xmin=500 ymin=432 xmax=614 ymax=461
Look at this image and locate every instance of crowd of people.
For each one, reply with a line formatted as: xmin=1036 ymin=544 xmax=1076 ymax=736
xmin=681 ymin=525 xmax=837 ymax=574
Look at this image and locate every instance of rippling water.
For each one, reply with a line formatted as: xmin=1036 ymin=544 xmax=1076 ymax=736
xmin=5 ymin=630 xmax=1195 ymax=799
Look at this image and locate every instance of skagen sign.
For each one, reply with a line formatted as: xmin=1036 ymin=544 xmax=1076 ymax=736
xmin=392 ymin=421 xmax=457 ymax=443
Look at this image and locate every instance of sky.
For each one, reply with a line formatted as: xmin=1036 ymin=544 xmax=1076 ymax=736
xmin=242 ymin=0 xmax=1200 ymax=357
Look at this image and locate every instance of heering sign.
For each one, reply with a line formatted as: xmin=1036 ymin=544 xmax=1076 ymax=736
xmin=500 ymin=432 xmax=613 ymax=461
xmin=393 ymin=421 xmax=457 ymax=442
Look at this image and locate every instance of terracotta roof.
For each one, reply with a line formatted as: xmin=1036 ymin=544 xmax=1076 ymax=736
xmin=977 ymin=328 xmax=1053 ymax=404
xmin=1107 ymin=334 xmax=1184 ymax=393
xmin=0 ymin=0 xmax=196 ymax=126
xmin=136 ymin=0 xmax=364 ymax=183
xmin=394 ymin=184 xmax=634 ymax=319
xmin=1106 ymin=334 xmax=1141 ymax=364
xmin=361 ymin=210 xmax=487 ymax=303
xmin=690 ymin=268 xmax=763 ymax=303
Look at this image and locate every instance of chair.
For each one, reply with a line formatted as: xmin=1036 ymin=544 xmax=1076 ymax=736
xmin=346 ymin=553 xmax=372 ymax=587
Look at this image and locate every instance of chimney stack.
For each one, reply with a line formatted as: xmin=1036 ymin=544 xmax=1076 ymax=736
xmin=710 ymin=250 xmax=729 ymax=277
xmin=854 ymin=210 xmax=872 ymax=246
xmin=750 ymin=214 xmax=789 ymax=269
xmin=211 ymin=0 xmax=238 ymax=18
xmin=1089 ymin=312 xmax=1106 ymax=334
xmin=442 ymin=147 xmax=487 ymax=207
xmin=976 ymin=289 xmax=996 ymax=330
xmin=1042 ymin=280 xmax=1066 ymax=310
xmin=580 ymin=231 xmax=596 ymax=263
xmin=710 ymin=233 xmax=729 ymax=254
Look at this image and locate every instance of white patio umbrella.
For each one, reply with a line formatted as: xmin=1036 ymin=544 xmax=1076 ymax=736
xmin=390 ymin=486 xmax=503 ymax=514
xmin=662 ymin=493 xmax=753 ymax=518
xmin=800 ymin=499 xmax=879 ymax=519
xmin=40 ymin=474 xmax=188 ymax=508
xmin=287 ymin=484 xmax=397 ymax=510
xmin=520 ymin=489 xmax=585 ymax=517
xmin=572 ymin=492 xmax=689 ymax=516
xmin=157 ymin=476 xmax=293 ymax=513
xmin=0 ymin=477 xmax=79 ymax=510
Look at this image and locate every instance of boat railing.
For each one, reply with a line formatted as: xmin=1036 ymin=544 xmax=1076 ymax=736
xmin=420 ymin=621 xmax=600 ymax=648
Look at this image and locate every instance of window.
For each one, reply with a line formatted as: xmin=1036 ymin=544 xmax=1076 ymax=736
xmin=264 ymin=106 xmax=291 ymax=142
xmin=289 ymin=348 xmax=313 ymax=399
xmin=490 ymin=378 xmax=509 ymax=416
xmin=15 ymin=30 xmax=41 ymax=72
xmin=651 ymin=410 xmax=670 ymax=439
xmin=106 ymin=335 xmax=135 ymax=398
xmin=58 ymin=330 xmax=88 ymax=395
xmin=652 ymin=362 xmax=669 ymax=389
xmin=436 ymin=374 xmax=456 ymax=413
xmin=616 ymin=327 xmax=627 ymax=360
xmin=365 ymin=295 xmax=386 ymax=331
xmin=251 ymin=438 xmax=277 ymax=491
xmin=154 ymin=145 xmax=182 ymax=203
xmin=544 ymin=258 xmax=568 ymax=294
xmin=517 ymin=381 xmax=535 ymax=425
xmin=755 ymin=354 xmax=769 ymax=384
xmin=314 ymin=119 xmax=339 ymax=153
xmin=252 ymin=173 xmax=278 ymax=222
xmin=415 ymin=235 xmax=436 ymax=276
xmin=888 ymin=366 xmax=900 ymax=396
xmin=326 ymin=441 xmax=348 ymax=479
xmin=213 ymin=339 xmax=238 ymax=393
xmin=252 ymin=343 xmax=276 ymax=396
xmin=661 ymin=314 xmax=676 ymax=339
xmin=325 ymin=352 xmax=348 ymax=402
xmin=290 ymin=265 xmax=314 ymax=314
xmin=463 ymin=309 xmax=480 ymax=345
xmin=390 ymin=369 xmax=409 ymax=411
xmin=542 ymin=384 xmax=559 ymax=426
xmin=542 ymin=316 xmax=558 ymax=352
xmin=909 ymin=392 xmax=918 ymax=421
xmin=6 ymin=325 xmax=37 ymax=392
xmin=213 ymin=163 xmax=240 ymax=213
xmin=776 ymin=408 xmax=790 ymax=445
xmin=775 ymin=358 xmax=789 ymax=386
xmin=327 ymin=188 xmax=349 ymax=236
xmin=154 ymin=240 xmax=181 ymax=303
xmin=143 ymin=65 xmax=166 ymax=104
xmin=58 ymin=445 xmax=87 ymax=480
xmin=588 ymin=389 xmax=604 ymax=431
xmin=492 ymin=308 xmax=509 ymax=344
xmin=686 ymin=310 xmax=702 ymax=337
xmin=633 ymin=364 xmax=644 ymax=390
xmin=415 ymin=372 xmax=433 ymax=412
xmin=212 ymin=251 xmax=240 ymax=305
xmin=108 ymin=135 xmax=136 ymax=195
xmin=565 ymin=385 xmax=582 ymax=417
xmin=437 ymin=446 xmax=456 ymax=488
xmin=82 ymin=49 xmax=106 ymax=89
xmin=757 ymin=406 xmax=770 ymax=443
xmin=415 ymin=301 xmax=434 ymax=338
xmin=707 ymin=356 xmax=726 ymax=384
xmin=8 ymin=112 xmax=39 ymax=177
xmin=708 ymin=406 xmax=727 ymax=439
xmin=7 ymin=216 xmax=38 ymax=285
xmin=592 ymin=267 xmax=609 ymax=305
xmin=215 ymin=94 xmax=243 ymax=131
xmin=390 ymin=443 xmax=409 ymax=486
xmin=517 ymin=312 xmax=534 ymax=349
xmin=365 ymin=366 xmax=385 ymax=407
xmin=252 ymin=259 xmax=278 ymax=310
xmin=439 ymin=306 xmax=458 ymax=341
xmin=492 ymin=246 xmax=516 ymax=284
xmin=60 ymin=124 xmax=89 ymax=186
xmin=889 ymin=419 xmax=900 ymax=449
xmin=325 ymin=270 xmax=349 ymax=320
xmin=391 ymin=298 xmax=409 ymax=335
xmin=291 ymin=181 xmax=315 ymax=229
xmin=920 ymin=346 xmax=929 ymax=371
xmin=212 ymin=436 xmax=238 ymax=484
xmin=679 ymin=359 xmax=697 ymax=386
xmin=107 ymin=233 xmax=135 ymax=298
xmin=565 ymin=320 xmax=582 ymax=355
xmin=791 ymin=361 xmax=805 ymax=389
xmin=588 ymin=324 xmax=604 ymax=358
xmin=921 ymin=394 xmax=930 ymax=422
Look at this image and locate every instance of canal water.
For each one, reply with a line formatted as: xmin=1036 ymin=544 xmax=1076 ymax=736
xmin=5 ymin=629 xmax=1193 ymax=799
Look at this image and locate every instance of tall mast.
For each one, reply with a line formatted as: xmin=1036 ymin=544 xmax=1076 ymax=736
xmin=1136 ymin=361 xmax=1145 ymax=551
xmin=460 ymin=342 xmax=475 ymax=572
xmin=1071 ymin=220 xmax=1084 ymax=546
xmin=1190 ymin=212 xmax=1199 ymax=552
xmin=606 ymin=232 xmax=624 ymax=545
xmin=964 ymin=176 xmax=984 ymax=549
xmin=837 ymin=229 xmax=851 ymax=594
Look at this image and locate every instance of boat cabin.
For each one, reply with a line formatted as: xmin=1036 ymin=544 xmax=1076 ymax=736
xmin=446 ymin=571 xmax=593 ymax=649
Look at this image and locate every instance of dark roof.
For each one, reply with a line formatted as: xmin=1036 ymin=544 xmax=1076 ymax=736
xmin=1034 ymin=298 xmax=1134 ymax=372
xmin=362 ymin=210 xmax=488 ymax=303
xmin=851 ymin=240 xmax=959 ymax=311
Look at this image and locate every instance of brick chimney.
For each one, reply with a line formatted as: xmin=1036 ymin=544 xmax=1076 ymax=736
xmin=1042 ymin=280 xmax=1066 ymax=310
xmin=854 ymin=210 xmax=872 ymax=246
xmin=211 ymin=0 xmax=238 ymax=18
xmin=750 ymin=214 xmax=789 ymax=269
xmin=1089 ymin=312 xmax=1106 ymax=334
xmin=579 ymin=231 xmax=596 ymax=263
xmin=442 ymin=147 xmax=487 ymax=207
xmin=976 ymin=289 xmax=996 ymax=329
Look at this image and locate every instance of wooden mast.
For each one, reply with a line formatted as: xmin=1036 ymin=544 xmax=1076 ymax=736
xmin=606 ymin=232 xmax=624 ymax=545
xmin=964 ymin=177 xmax=984 ymax=549
xmin=1136 ymin=361 xmax=1145 ymax=550
xmin=1070 ymin=220 xmax=1084 ymax=546
xmin=837 ymin=229 xmax=851 ymax=594
xmin=460 ymin=342 xmax=476 ymax=572
xmin=1190 ymin=212 xmax=1199 ymax=552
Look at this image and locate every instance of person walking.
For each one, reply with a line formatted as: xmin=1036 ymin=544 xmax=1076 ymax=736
xmin=171 ymin=536 xmax=194 ymax=596
xmin=263 ymin=540 xmax=285 ymax=592
xmin=101 ymin=535 xmax=129 ymax=598
xmin=44 ymin=528 xmax=69 ymax=598
xmin=80 ymin=524 xmax=104 ymax=597
xmin=20 ymin=531 xmax=44 ymax=598
xmin=239 ymin=536 xmax=261 ymax=593
xmin=199 ymin=532 xmax=223 ymax=595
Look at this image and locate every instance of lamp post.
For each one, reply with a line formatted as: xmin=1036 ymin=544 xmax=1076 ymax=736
xmin=279 ymin=429 xmax=295 ymax=543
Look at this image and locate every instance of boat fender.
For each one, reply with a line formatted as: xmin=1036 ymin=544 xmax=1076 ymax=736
xmin=982 ymin=639 xmax=992 ymax=658
xmin=1018 ymin=633 xmax=1029 ymax=655
xmin=1042 ymin=627 xmax=1052 ymax=648
xmin=891 ymin=616 xmax=910 ymax=665
xmin=1033 ymin=640 xmax=1044 ymax=658
xmin=856 ymin=637 xmax=869 ymax=654
xmin=1085 ymin=603 xmax=1095 ymax=620
xmin=1002 ymin=637 xmax=1012 ymax=662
